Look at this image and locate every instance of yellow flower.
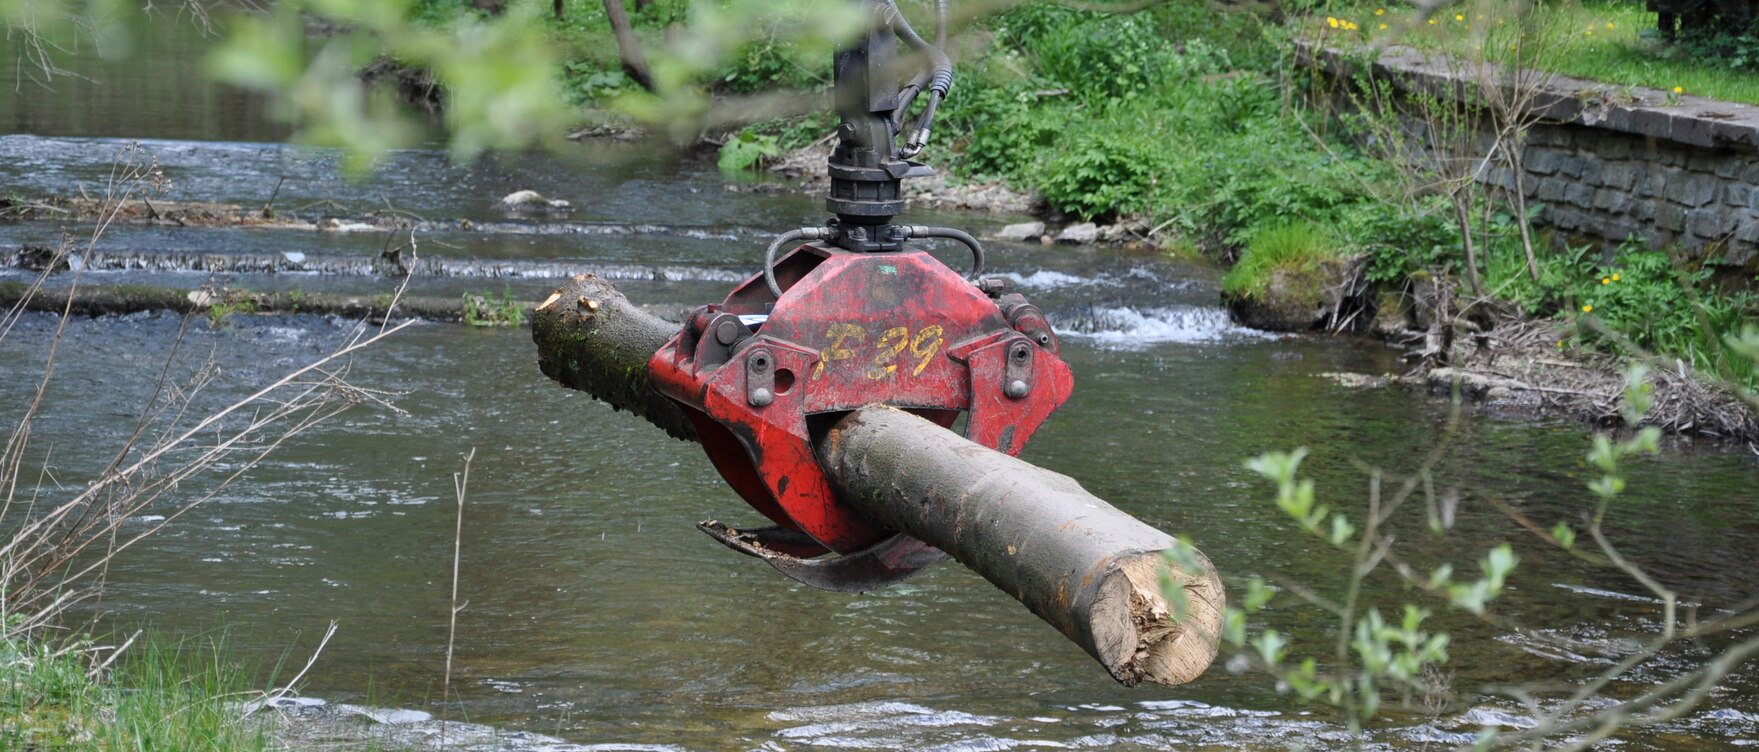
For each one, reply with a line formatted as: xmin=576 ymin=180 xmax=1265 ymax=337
xmin=1607 ymin=22 xmax=1615 ymax=29
xmin=1601 ymin=277 xmax=1611 ymax=284
xmin=1380 ymin=23 xmax=1389 ymax=29
xmin=1582 ymin=305 xmax=1594 ymax=313
xmin=1428 ymin=18 xmax=1437 ymax=24
xmin=1585 ymin=29 xmax=1593 ymax=35
xmin=1612 ymin=274 xmax=1621 ymax=281
xmin=1328 ymin=16 xmax=1339 ymax=27
xmin=1455 ymin=13 xmax=1464 ymax=20
xmin=1557 ymin=340 xmax=1565 ymax=348
xmin=1375 ymin=7 xmax=1385 ymax=15
xmin=1673 ymin=86 xmax=1684 ymax=94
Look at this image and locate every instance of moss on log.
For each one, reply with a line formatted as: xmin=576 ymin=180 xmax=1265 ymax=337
xmin=529 ymin=273 xmax=697 ymax=442
xmin=0 ymin=282 xmax=504 ymax=323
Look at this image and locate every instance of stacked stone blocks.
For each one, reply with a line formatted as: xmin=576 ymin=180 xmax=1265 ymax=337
xmin=1298 ymin=41 xmax=1759 ymax=267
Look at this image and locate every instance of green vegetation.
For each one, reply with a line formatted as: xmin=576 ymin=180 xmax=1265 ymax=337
xmin=716 ymin=129 xmax=782 ymax=173
xmin=1320 ymin=0 xmax=1759 ymax=104
xmin=2 ymin=631 xmax=275 ymax=751
xmin=1220 ymin=220 xmax=1347 ymax=302
xmin=900 ymin=0 xmax=1752 ymax=386
xmin=208 ymin=294 xmax=260 ymax=327
xmin=464 ymin=289 xmax=528 ymax=326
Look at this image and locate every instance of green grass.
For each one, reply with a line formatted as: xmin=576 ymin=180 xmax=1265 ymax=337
xmin=2 ymin=631 xmax=276 ymax=752
xmin=463 ymin=289 xmax=528 ymax=327
xmin=1221 ymin=220 xmax=1347 ymax=301
xmin=1316 ymin=0 xmax=1759 ymax=104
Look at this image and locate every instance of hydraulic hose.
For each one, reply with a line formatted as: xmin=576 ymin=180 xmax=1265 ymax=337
xmin=905 ymin=225 xmax=985 ymax=281
xmin=884 ymin=2 xmax=952 ymax=157
xmin=888 ymin=5 xmax=952 ymax=97
xmin=891 ymin=0 xmax=947 ymax=130
xmin=893 ymin=70 xmax=933 ymax=130
xmin=936 ymin=0 xmax=947 ymax=49
xmin=763 ymin=228 xmax=809 ymax=298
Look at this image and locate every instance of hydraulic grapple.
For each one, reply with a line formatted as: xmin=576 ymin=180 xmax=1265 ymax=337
xmin=645 ymin=0 xmax=1076 ymax=591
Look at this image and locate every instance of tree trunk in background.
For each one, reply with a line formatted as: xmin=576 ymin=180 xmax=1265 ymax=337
xmin=603 ymin=0 xmax=656 ymax=92
xmin=529 ymin=274 xmax=1224 ymax=687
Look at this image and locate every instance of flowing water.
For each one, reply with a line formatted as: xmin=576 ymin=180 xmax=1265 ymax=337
xmin=5 ymin=21 xmax=1759 ymax=752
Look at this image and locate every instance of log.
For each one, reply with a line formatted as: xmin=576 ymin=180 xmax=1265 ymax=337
xmin=0 ymin=282 xmax=524 ymax=324
xmin=819 ymin=406 xmax=1222 ymax=687
xmin=530 ymin=273 xmax=697 ymax=442
xmin=529 ymin=274 xmax=1223 ymax=686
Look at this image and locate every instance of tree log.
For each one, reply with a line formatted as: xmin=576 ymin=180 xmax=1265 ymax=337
xmin=529 ymin=274 xmax=1223 ymax=686
xmin=819 ymin=406 xmax=1222 ymax=686
xmin=0 ymin=282 xmax=523 ymax=324
xmin=530 ymin=273 xmax=696 ymax=442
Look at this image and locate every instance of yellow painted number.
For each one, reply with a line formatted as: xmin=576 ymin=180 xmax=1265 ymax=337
xmin=813 ymin=322 xmax=867 ymax=380
xmin=814 ymin=321 xmax=946 ymax=380
xmin=866 ymin=326 xmax=910 ymax=380
xmin=909 ymin=325 xmax=944 ymax=376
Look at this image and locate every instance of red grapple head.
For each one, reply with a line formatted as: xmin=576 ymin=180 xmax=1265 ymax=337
xmin=647 ymin=242 xmax=1074 ymax=556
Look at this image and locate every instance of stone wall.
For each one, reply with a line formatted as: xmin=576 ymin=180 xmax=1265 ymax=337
xmin=1300 ymin=42 xmax=1759 ymax=269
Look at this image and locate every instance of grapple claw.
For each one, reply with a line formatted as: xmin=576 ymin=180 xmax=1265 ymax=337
xmin=698 ymin=520 xmax=948 ymax=593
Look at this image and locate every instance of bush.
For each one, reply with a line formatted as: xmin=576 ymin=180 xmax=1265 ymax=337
xmin=1036 ymin=132 xmax=1165 ymax=219
xmin=937 ymin=83 xmax=1061 ymax=179
xmin=1570 ymin=243 xmax=1759 ymax=385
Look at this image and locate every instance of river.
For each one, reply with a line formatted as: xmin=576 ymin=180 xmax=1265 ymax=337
xmin=4 ymin=18 xmax=1759 ymax=752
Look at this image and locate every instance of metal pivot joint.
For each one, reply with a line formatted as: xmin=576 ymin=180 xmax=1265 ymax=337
xmin=646 ymin=0 xmax=1075 ymax=593
xmin=825 ymin=0 xmax=952 ymax=252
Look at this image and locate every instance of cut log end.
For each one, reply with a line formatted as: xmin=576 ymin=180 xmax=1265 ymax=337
xmin=1090 ymin=553 xmax=1224 ymax=688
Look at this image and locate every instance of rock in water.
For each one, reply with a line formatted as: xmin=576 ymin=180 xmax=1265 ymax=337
xmin=14 ymin=244 xmax=68 ymax=272
xmin=1223 ymin=255 xmax=1367 ymax=333
xmin=995 ymin=221 xmax=1046 ymax=242
xmin=498 ymin=190 xmax=572 ymax=214
xmin=1056 ymin=222 xmax=1101 ymax=245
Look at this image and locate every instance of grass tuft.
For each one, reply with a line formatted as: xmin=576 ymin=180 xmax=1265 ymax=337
xmin=1221 ymin=220 xmax=1345 ymax=301
xmin=2 ymin=630 xmax=275 ymax=752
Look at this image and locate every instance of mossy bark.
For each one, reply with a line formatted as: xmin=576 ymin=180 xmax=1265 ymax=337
xmin=528 ymin=273 xmax=697 ymax=442
xmin=0 ymin=282 xmax=496 ymax=322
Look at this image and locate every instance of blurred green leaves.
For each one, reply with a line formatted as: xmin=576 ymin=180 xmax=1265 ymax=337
xmin=11 ymin=0 xmax=868 ymax=170
xmin=208 ymin=0 xmax=569 ymax=170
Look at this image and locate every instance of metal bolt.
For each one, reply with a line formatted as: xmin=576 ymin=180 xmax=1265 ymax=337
xmin=749 ymin=387 xmax=774 ymax=407
xmin=1004 ymin=379 xmax=1030 ymax=399
xmin=1011 ymin=344 xmax=1031 ymax=362
xmin=748 ymin=352 xmax=772 ymax=373
xmin=714 ymin=318 xmax=741 ymax=345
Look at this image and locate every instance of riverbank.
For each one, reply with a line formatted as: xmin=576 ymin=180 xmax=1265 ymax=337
xmin=2 ymin=631 xmax=276 ymax=752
